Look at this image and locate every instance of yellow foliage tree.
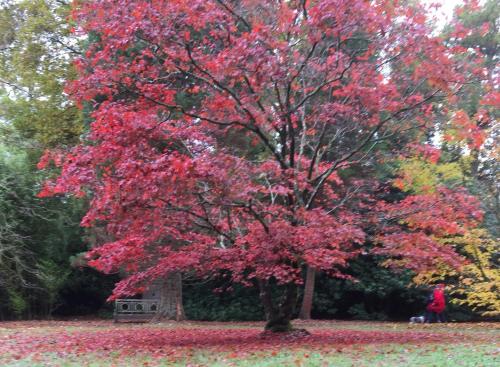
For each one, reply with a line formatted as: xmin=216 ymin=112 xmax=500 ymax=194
xmin=397 ymin=155 xmax=499 ymax=317
xmin=394 ymin=156 xmax=463 ymax=195
xmin=414 ymin=229 xmax=499 ymax=317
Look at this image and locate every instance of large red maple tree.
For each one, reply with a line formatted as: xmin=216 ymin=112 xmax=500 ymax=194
xmin=39 ymin=0 xmax=485 ymax=331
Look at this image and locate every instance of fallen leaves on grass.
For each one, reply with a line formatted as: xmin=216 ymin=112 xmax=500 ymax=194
xmin=1 ymin=320 xmax=495 ymax=364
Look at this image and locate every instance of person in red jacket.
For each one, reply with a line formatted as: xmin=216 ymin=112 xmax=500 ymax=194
xmin=425 ymin=284 xmax=446 ymax=323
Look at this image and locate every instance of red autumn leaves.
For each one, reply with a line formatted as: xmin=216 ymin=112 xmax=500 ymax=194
xmin=38 ymin=1 xmax=488 ymax=315
xmin=0 ymin=321 xmax=489 ymax=363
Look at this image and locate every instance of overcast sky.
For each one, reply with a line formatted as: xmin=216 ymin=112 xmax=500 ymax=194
xmin=423 ymin=0 xmax=464 ymax=26
xmin=432 ymin=0 xmax=463 ymax=17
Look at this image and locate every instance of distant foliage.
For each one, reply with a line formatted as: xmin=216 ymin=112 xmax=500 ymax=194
xmin=0 ymin=0 xmax=82 ymax=147
xmin=184 ymin=281 xmax=264 ymax=321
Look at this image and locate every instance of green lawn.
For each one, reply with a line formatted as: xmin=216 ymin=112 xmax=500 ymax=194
xmin=0 ymin=320 xmax=498 ymax=366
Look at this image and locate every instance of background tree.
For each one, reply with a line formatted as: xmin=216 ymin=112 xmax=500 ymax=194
xmin=0 ymin=145 xmax=37 ymax=318
xmin=440 ymin=0 xmax=498 ymax=235
xmin=0 ymin=0 xmax=116 ymax=320
xmin=0 ymin=0 xmax=82 ymax=147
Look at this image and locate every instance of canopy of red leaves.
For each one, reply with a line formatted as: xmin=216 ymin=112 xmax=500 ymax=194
xmin=39 ymin=0 xmax=487 ymax=299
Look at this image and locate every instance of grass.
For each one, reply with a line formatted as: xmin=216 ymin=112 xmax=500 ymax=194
xmin=0 ymin=320 xmax=498 ymax=366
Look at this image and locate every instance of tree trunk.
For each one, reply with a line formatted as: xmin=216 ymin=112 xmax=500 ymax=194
xmin=260 ymin=281 xmax=298 ymax=332
xmin=152 ymin=272 xmax=185 ymax=321
xmin=299 ymin=266 xmax=316 ymax=319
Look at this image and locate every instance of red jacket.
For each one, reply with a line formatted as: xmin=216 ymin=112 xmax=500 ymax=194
xmin=427 ymin=288 xmax=446 ymax=313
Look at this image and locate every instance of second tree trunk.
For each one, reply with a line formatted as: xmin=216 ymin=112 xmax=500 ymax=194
xmin=299 ymin=266 xmax=316 ymax=319
xmin=152 ymin=273 xmax=185 ymax=321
